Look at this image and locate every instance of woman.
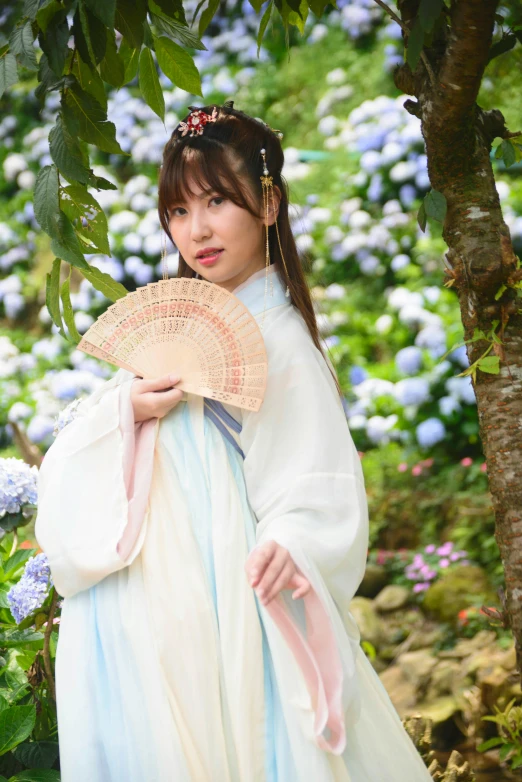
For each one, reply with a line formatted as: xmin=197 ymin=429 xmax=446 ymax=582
xmin=36 ymin=102 xmax=432 ymax=781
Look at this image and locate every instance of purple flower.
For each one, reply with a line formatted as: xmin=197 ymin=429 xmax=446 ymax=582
xmin=424 ymin=544 xmax=436 ymax=554
xmin=439 ymin=558 xmax=450 ymax=568
xmin=436 ymin=542 xmax=453 ymax=556
xmin=413 ymin=582 xmax=430 ymax=593
xmin=7 ymin=554 xmax=52 ymax=624
xmin=449 ymin=552 xmax=461 ymax=561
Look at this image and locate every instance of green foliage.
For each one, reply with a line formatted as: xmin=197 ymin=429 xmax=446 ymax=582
xmin=478 ymin=698 xmax=522 ymax=771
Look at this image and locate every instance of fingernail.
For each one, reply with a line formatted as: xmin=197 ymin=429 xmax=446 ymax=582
xmin=169 ymin=374 xmax=180 ymax=383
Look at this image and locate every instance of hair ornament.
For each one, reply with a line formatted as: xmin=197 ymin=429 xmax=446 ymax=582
xmin=176 ymin=106 xmax=218 ymax=137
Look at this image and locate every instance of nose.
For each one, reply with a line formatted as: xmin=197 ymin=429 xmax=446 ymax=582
xmin=189 ymin=205 xmax=212 ymax=244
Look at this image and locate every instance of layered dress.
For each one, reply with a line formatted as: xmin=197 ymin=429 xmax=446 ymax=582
xmin=35 ymin=263 xmax=432 ymax=781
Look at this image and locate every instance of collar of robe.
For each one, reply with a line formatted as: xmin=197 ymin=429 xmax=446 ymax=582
xmin=231 ymin=262 xmax=290 ymax=318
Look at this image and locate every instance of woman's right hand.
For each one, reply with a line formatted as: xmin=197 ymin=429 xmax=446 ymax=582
xmin=130 ymin=374 xmax=184 ymax=423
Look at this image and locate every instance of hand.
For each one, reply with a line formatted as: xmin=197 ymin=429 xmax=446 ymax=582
xmin=130 ymin=373 xmax=184 ymax=423
xmin=244 ymin=540 xmax=311 ymax=606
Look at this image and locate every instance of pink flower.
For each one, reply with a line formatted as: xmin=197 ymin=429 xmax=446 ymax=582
xmin=412 ymin=465 xmax=423 ymax=476
xmin=480 ymin=462 xmax=488 ymax=473
xmin=413 ymin=582 xmax=430 ymax=593
xmin=449 ymin=552 xmax=461 ymax=561
xmin=436 ymin=542 xmax=453 ymax=556
xmin=424 ymin=544 xmax=436 ymax=554
xmin=397 ymin=462 xmax=408 ymax=472
xmin=460 ymin=457 xmax=473 ymax=467
xmin=421 ymin=458 xmax=434 ymax=468
xmin=439 ymin=558 xmax=450 ymax=568
xmin=358 ymin=451 xmax=365 ymax=459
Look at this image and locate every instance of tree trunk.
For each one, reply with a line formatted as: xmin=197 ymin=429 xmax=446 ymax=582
xmin=394 ymin=0 xmax=522 ymax=671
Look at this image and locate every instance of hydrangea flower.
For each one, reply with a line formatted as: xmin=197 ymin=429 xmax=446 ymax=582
xmin=0 ymin=458 xmax=38 ymax=519
xmin=53 ymin=398 xmax=84 ymax=437
xmin=7 ymin=553 xmax=52 ymax=624
xmin=416 ymin=417 xmax=446 ymax=448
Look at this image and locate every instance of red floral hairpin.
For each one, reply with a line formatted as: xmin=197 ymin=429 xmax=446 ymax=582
xmin=176 ymin=106 xmax=218 ymax=137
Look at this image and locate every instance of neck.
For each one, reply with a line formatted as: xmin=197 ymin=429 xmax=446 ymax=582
xmin=211 ymin=257 xmax=267 ymax=293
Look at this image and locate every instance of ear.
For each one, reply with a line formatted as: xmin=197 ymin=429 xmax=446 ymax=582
xmin=263 ymin=185 xmax=281 ymax=227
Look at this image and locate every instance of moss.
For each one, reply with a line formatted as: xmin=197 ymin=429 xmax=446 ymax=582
xmin=423 ymin=565 xmax=498 ymax=625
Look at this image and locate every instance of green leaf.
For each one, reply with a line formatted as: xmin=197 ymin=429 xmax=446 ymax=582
xmin=46 ymin=259 xmax=67 ymax=339
xmin=34 ymin=166 xmax=60 ymax=237
xmin=424 ymin=188 xmax=446 ymax=222
xmin=198 ymin=0 xmax=220 ymax=36
xmin=49 ymin=115 xmax=91 ymax=186
xmin=286 ymin=0 xmax=308 ymax=33
xmin=257 ymin=1 xmax=273 ymax=55
xmin=62 ymin=80 xmax=127 ymax=155
xmin=149 ymin=0 xmax=186 ymax=18
xmin=494 ymin=283 xmax=507 ymax=300
xmin=512 ymin=755 xmax=522 ymax=770
xmin=139 ymin=47 xmax=165 ymax=121
xmin=79 ymin=2 xmax=108 ymax=66
xmin=99 ymin=29 xmax=125 ymax=88
xmin=307 ymin=0 xmax=334 ymax=16
xmin=24 ymin=0 xmax=40 ymax=20
xmin=0 ymin=630 xmax=45 ymax=648
xmin=9 ymin=22 xmax=38 ymax=72
xmin=81 ymin=265 xmax=129 ymax=301
xmin=61 ymin=184 xmax=110 ymax=254
xmin=12 ymin=741 xmax=59 ymax=770
xmin=0 ymin=588 xmax=10 ymax=611
xmin=119 ymin=40 xmax=140 ymax=83
xmin=35 ymin=54 xmax=60 ymax=105
xmin=36 ymin=1 xmax=64 ymax=35
xmin=85 ymin=0 xmax=116 ymax=27
xmin=61 ymin=276 xmax=82 ymax=344
xmin=477 ymin=355 xmax=500 ymax=374
xmin=148 ymin=5 xmax=205 ymax=50
xmin=499 ymin=742 xmax=516 ymax=760
xmin=418 ymin=0 xmax=443 ymax=32
xmin=38 ymin=11 xmax=69 ymax=76
xmin=73 ymin=54 xmax=107 ymax=110
xmin=50 ymin=211 xmax=90 ymax=270
xmin=417 ymin=200 xmax=427 ymax=232
xmin=3 ymin=550 xmax=36 ymax=581
xmin=0 ymin=53 xmax=18 ymax=100
xmin=477 ymin=736 xmax=504 ymax=751
xmin=0 ymin=704 xmax=35 ymax=756
xmin=154 ymin=36 xmax=202 ymax=96
xmin=500 ymin=139 xmax=516 ymax=168
xmin=115 ymin=0 xmax=147 ymax=48
xmin=406 ymin=15 xmax=424 ymax=71
xmin=10 ymin=772 xmax=61 ymax=782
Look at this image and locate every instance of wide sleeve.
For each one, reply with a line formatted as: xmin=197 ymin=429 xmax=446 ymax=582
xmin=240 ymin=343 xmax=369 ymax=754
xmin=35 ymin=374 xmax=158 ymax=599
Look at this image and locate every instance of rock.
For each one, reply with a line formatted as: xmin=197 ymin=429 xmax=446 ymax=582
xmin=437 ymin=630 xmax=497 ymax=659
xmin=398 ymin=649 xmax=437 ymax=692
xmin=426 ymin=660 xmax=463 ymax=698
xmin=356 ymin=563 xmax=388 ymax=598
xmin=374 ymin=584 xmax=410 ymax=612
xmin=349 ymin=596 xmax=383 ymax=647
xmin=379 ymin=665 xmax=418 ymax=716
xmin=408 ymin=627 xmax=446 ymax=650
xmin=414 ymin=695 xmax=461 ymax=725
xmin=477 ymin=664 xmax=517 ymax=711
xmin=422 ymin=565 xmax=497 ymax=625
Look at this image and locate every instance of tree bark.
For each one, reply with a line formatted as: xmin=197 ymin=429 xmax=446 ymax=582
xmin=393 ymin=0 xmax=522 ymax=670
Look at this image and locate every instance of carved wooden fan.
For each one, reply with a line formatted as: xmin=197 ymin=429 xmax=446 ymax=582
xmin=76 ymin=277 xmax=268 ymax=411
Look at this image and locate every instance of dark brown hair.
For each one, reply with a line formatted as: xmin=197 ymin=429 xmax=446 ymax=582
xmin=157 ymin=100 xmax=342 ymax=397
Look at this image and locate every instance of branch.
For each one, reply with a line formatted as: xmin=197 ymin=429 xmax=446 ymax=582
xmin=373 ymin=0 xmax=436 ymax=87
xmin=43 ymin=587 xmax=59 ymax=702
xmin=436 ymin=0 xmax=498 ymax=126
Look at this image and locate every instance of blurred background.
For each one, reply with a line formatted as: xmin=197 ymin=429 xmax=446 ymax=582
xmin=1 ymin=0 xmax=521 ymax=778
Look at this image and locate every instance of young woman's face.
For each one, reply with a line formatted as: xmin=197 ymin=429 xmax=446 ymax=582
xmin=166 ymin=174 xmax=280 ymax=292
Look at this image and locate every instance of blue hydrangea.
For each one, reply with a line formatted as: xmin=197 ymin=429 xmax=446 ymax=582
xmin=395 ymin=346 xmax=423 ymax=376
xmin=394 ymin=377 xmax=430 ymax=406
xmin=53 ymin=397 xmax=83 ymax=437
xmin=7 ymin=553 xmax=52 ymax=624
xmin=0 ymin=458 xmax=38 ymax=519
xmin=350 ymin=366 xmax=368 ymax=386
xmin=416 ymin=418 xmax=446 ymax=448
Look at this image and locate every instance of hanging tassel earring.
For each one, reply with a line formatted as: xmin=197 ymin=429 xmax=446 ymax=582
xmin=260 ymin=148 xmax=291 ymax=300
xmin=161 ymin=227 xmax=169 ymax=280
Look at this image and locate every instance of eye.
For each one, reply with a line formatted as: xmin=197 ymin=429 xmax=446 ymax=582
xmin=210 ymin=196 xmax=226 ymax=206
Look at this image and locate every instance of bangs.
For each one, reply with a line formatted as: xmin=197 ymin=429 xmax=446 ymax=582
xmin=158 ymin=141 xmax=259 ymax=235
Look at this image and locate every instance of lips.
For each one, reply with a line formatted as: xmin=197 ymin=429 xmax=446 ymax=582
xmin=197 ymin=249 xmax=223 ymax=265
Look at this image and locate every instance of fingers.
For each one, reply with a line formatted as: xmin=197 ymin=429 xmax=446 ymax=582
xmin=245 ymin=540 xmax=277 ymax=587
xmin=258 ymin=561 xmax=295 ymax=606
xmin=140 ymin=373 xmax=181 ymax=392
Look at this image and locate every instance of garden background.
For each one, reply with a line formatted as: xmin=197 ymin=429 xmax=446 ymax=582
xmin=0 ymin=0 xmax=521 ymax=778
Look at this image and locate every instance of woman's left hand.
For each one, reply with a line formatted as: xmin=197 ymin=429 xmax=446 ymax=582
xmin=244 ymin=540 xmax=311 ymax=606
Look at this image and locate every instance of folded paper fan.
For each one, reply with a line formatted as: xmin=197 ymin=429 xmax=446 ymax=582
xmin=76 ymin=277 xmax=268 ymax=411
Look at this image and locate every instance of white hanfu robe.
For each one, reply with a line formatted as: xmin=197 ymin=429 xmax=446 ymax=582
xmin=35 ymin=263 xmax=432 ymax=781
